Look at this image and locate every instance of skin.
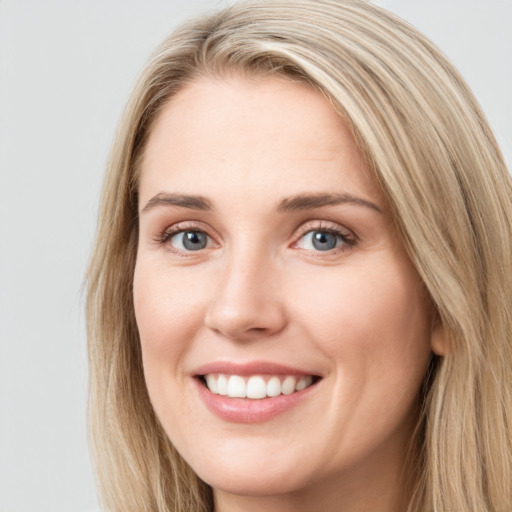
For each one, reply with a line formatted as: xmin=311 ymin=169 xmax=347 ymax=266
xmin=134 ymin=75 xmax=441 ymax=512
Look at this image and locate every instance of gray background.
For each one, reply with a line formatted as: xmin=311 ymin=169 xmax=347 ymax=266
xmin=0 ymin=1 xmax=510 ymax=511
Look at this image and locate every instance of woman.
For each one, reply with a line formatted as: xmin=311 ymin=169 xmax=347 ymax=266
xmin=86 ymin=1 xmax=512 ymax=511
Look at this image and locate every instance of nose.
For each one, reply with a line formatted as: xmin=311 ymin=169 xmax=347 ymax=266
xmin=204 ymin=249 xmax=287 ymax=341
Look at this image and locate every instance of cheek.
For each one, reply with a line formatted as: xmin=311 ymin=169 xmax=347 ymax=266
xmin=292 ymin=260 xmax=429 ymax=343
xmin=288 ymin=259 xmax=432 ymax=404
xmin=291 ymin=261 xmax=432 ymax=463
xmin=133 ymin=259 xmax=208 ymax=379
xmin=133 ymin=259 xmax=213 ymax=440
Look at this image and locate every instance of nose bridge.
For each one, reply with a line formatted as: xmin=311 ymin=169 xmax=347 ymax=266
xmin=205 ymin=238 xmax=285 ymax=340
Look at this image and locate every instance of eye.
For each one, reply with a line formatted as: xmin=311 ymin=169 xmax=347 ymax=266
xmin=168 ymin=230 xmax=211 ymax=251
xmin=295 ymin=229 xmax=351 ymax=252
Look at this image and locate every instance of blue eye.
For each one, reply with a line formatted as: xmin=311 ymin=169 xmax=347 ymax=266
xmin=170 ymin=230 xmax=210 ymax=251
xmin=296 ymin=229 xmax=347 ymax=251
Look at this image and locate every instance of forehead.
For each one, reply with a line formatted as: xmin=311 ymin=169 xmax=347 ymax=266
xmin=139 ymin=75 xmax=382 ymax=208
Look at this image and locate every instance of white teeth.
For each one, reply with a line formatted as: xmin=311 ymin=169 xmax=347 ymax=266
xmin=296 ymin=376 xmax=313 ymax=391
xmin=206 ymin=374 xmax=218 ymax=394
xmin=203 ymin=373 xmax=315 ymax=399
xmin=227 ymin=375 xmax=246 ymax=398
xmin=281 ymin=376 xmax=296 ymax=395
xmin=217 ymin=374 xmax=228 ymax=396
xmin=266 ymin=376 xmax=281 ymax=397
xmin=246 ymin=376 xmax=267 ymax=399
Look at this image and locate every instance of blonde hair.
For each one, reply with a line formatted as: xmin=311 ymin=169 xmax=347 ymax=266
xmin=86 ymin=1 xmax=512 ymax=510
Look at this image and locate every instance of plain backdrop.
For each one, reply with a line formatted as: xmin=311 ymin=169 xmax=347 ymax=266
xmin=0 ymin=1 xmax=510 ymax=511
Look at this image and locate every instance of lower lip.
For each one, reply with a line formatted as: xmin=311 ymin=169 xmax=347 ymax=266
xmin=194 ymin=378 xmax=318 ymax=424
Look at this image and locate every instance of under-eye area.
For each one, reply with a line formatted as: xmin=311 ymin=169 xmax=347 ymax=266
xmin=197 ymin=374 xmax=322 ymax=399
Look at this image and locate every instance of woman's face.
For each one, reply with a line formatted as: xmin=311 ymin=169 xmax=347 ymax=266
xmin=134 ymin=75 xmax=436 ymax=505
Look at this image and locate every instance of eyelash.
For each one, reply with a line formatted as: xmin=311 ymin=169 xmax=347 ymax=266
xmin=293 ymin=222 xmax=356 ymax=254
xmin=155 ymin=223 xmax=212 ymax=253
xmin=155 ymin=221 xmax=356 ymax=255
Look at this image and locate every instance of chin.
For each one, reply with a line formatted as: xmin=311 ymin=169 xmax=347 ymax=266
xmin=198 ymin=463 xmax=307 ymax=497
xmin=177 ymin=440 xmax=313 ymax=497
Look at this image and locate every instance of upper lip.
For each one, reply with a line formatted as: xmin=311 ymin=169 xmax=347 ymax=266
xmin=193 ymin=360 xmax=320 ymax=377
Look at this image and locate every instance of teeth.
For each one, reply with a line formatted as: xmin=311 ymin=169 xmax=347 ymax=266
xmin=266 ymin=376 xmax=281 ymax=397
xmin=203 ymin=374 xmax=314 ymax=399
xmin=227 ymin=375 xmax=246 ymax=398
xmin=246 ymin=376 xmax=267 ymax=399
xmin=217 ymin=374 xmax=228 ymax=396
xmin=281 ymin=376 xmax=296 ymax=395
xmin=296 ymin=377 xmax=309 ymax=391
xmin=205 ymin=374 xmax=218 ymax=394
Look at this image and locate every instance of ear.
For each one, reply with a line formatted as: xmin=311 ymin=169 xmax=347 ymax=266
xmin=430 ymin=322 xmax=447 ymax=356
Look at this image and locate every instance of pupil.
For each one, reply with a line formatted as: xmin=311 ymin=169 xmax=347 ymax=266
xmin=183 ymin=231 xmax=207 ymax=250
xmin=312 ymin=231 xmax=337 ymax=251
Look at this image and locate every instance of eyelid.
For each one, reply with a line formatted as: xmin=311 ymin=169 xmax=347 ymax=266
xmin=294 ymin=219 xmax=354 ymax=238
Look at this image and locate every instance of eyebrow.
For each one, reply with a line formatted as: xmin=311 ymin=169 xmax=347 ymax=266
xmin=141 ymin=191 xmax=382 ymax=214
xmin=141 ymin=192 xmax=214 ymax=213
xmin=277 ymin=193 xmax=382 ymax=213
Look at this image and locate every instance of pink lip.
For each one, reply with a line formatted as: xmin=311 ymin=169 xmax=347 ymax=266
xmin=194 ymin=381 xmax=317 ymax=423
xmin=191 ymin=361 xmax=320 ymax=424
xmin=193 ymin=360 xmax=316 ymax=377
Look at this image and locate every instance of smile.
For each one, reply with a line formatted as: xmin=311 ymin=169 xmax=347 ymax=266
xmin=193 ymin=362 xmax=322 ymax=423
xmin=203 ymin=373 xmax=315 ymax=399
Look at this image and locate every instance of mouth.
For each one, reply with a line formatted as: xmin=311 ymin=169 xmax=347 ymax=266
xmin=192 ymin=363 xmax=322 ymax=423
xmin=198 ymin=373 xmax=320 ymax=399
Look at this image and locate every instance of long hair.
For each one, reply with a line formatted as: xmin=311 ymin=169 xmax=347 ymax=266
xmin=86 ymin=1 xmax=512 ymax=510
